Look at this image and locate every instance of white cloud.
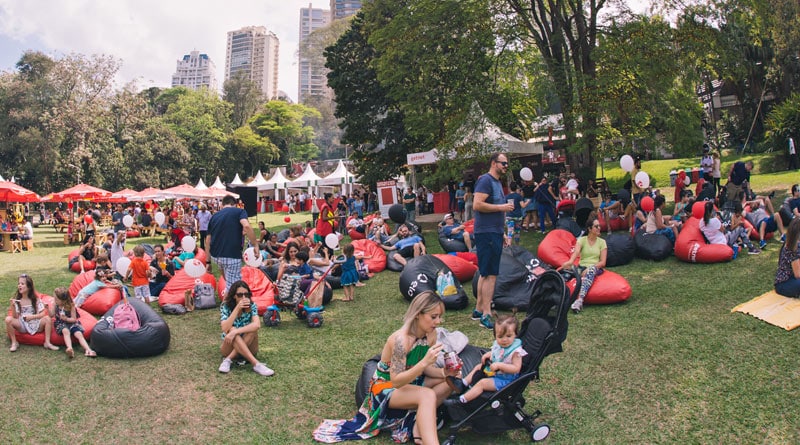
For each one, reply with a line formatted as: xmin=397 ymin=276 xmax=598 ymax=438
xmin=0 ymin=0 xmax=333 ymax=102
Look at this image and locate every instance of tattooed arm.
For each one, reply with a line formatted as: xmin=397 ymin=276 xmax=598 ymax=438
xmin=385 ymin=332 xmax=443 ymax=387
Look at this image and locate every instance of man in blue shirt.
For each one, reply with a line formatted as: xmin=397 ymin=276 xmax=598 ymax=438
xmin=726 ymin=160 xmax=753 ymax=203
xmin=472 ymin=153 xmax=514 ymax=329
xmin=206 ymin=195 xmax=260 ymax=295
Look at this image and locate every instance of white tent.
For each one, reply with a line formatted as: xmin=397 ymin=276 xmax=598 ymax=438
xmin=318 ymin=160 xmax=357 ymax=186
xmin=230 ymin=174 xmax=245 ymax=186
xmin=263 ymin=168 xmax=290 ymax=190
xmin=195 ymin=178 xmax=208 ymax=190
xmin=247 ymin=170 xmax=270 ymax=188
xmin=0 ymin=174 xmax=4 ymax=182
xmin=210 ymin=176 xmax=226 ymax=189
xmin=287 ymin=164 xmax=322 ymax=189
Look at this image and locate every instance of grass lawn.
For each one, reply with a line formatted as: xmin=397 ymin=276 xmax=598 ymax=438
xmin=1 ymin=173 xmax=799 ymax=444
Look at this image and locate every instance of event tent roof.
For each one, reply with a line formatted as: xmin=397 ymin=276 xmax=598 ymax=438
xmin=195 ymin=179 xmax=208 ymax=190
xmin=247 ymin=170 xmax=269 ymax=188
xmin=230 ymin=174 xmax=244 ymax=186
xmin=318 ymin=160 xmax=357 ymax=186
xmin=287 ymin=164 xmax=322 ymax=188
xmin=210 ymin=176 xmax=225 ymax=190
xmin=261 ymin=168 xmax=290 ymax=191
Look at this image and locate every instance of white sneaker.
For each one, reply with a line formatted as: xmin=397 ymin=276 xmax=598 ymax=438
xmin=218 ymin=358 xmax=232 ymax=373
xmin=253 ymin=363 xmax=275 ymax=377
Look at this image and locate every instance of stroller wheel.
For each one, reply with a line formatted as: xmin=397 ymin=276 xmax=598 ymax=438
xmin=442 ymin=437 xmax=456 ymax=445
xmin=531 ymin=423 xmax=550 ymax=442
xmin=295 ymin=304 xmax=308 ymax=320
xmin=263 ymin=309 xmax=281 ymax=327
xmin=307 ymin=312 xmax=323 ymax=328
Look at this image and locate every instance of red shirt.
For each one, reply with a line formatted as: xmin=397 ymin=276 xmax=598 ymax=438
xmin=316 ymin=202 xmax=334 ymax=236
xmin=130 ymin=257 xmax=150 ymax=287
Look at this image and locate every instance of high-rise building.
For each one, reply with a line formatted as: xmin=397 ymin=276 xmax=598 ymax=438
xmin=225 ymin=26 xmax=280 ymax=99
xmin=299 ymin=4 xmax=331 ymax=102
xmin=171 ymin=51 xmax=218 ymax=91
xmin=330 ymin=0 xmax=362 ymax=20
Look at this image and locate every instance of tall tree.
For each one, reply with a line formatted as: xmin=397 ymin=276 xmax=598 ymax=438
xmin=223 ymin=72 xmax=265 ymax=128
xmin=249 ymin=101 xmax=320 ymax=166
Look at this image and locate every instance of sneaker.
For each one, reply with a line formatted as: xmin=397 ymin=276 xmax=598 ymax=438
xmin=759 ymin=240 xmax=767 ymax=249
xmin=781 ymin=233 xmax=786 ymax=243
xmin=748 ymin=246 xmax=761 ymax=255
xmin=253 ymin=363 xmax=275 ymax=377
xmin=479 ymin=314 xmax=494 ymax=330
xmin=571 ymin=298 xmax=584 ymax=313
xmin=218 ymin=358 xmax=232 ymax=374
xmin=470 ymin=310 xmax=482 ymax=320
xmin=446 ymin=376 xmax=467 ymax=394
xmin=732 ymin=244 xmax=739 ymax=260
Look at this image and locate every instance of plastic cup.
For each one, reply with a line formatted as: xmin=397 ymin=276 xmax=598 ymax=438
xmin=507 ymin=199 xmax=514 ymax=207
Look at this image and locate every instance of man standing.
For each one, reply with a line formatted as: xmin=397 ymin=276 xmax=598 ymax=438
xmin=206 ymin=195 xmax=259 ymax=295
xmin=112 ymin=205 xmax=126 ymax=233
xmin=403 ymin=187 xmax=417 ymax=224
xmin=447 ymin=178 xmax=458 ymax=212
xmin=315 ymin=193 xmax=336 ymax=256
xmin=789 ymin=136 xmax=797 ymax=170
xmin=472 ymin=153 xmax=514 ymax=329
xmin=195 ymin=204 xmax=212 ymax=251
xmin=726 ymin=160 xmax=754 ymax=203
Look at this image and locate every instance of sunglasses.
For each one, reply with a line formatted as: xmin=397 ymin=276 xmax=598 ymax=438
xmin=496 ymin=161 xmax=509 ymax=167
xmin=592 ymin=224 xmax=601 ymax=229
xmin=235 ymin=291 xmax=252 ymax=298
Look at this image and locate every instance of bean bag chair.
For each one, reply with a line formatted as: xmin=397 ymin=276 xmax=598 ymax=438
xmin=8 ymin=294 xmax=98 ymax=347
xmin=597 ymin=213 xmax=629 ymax=232
xmin=574 ymin=197 xmax=595 ymax=228
xmin=438 ymin=228 xmax=469 ymax=253
xmin=634 ymin=229 xmax=673 ymax=261
xmin=347 ymin=228 xmax=366 ymax=240
xmin=217 ymin=266 xmax=278 ymax=316
xmin=555 ymin=217 xmax=582 ymax=238
xmin=471 ymin=245 xmax=552 ymax=311
xmin=743 ymin=218 xmax=775 ymax=241
xmin=350 ymin=239 xmax=387 ymax=274
xmin=126 ymin=230 xmax=141 ymax=238
xmin=68 ymin=249 xmax=96 ymax=273
xmin=398 ymin=255 xmax=468 ymax=310
xmin=90 ymin=299 xmax=170 ymax=358
xmin=68 ymin=271 xmax=123 ymax=316
xmin=432 ymin=254 xmax=477 ymax=283
xmin=605 ymin=233 xmax=636 ymax=267
xmin=536 ymin=230 xmax=632 ymax=305
xmin=326 ymin=275 xmax=342 ymax=290
xmin=355 ymin=344 xmax=485 ymax=407
xmin=463 ymin=219 xmax=474 ymax=234
xmin=158 ymin=269 xmax=218 ymax=307
xmin=454 ymin=251 xmax=478 ymax=266
xmin=261 ymin=263 xmax=280 ymax=282
xmin=617 ymin=189 xmax=631 ymax=206
xmin=674 ymin=217 xmax=734 ymax=263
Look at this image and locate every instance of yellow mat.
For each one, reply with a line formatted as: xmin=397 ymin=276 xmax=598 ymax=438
xmin=732 ymin=291 xmax=800 ymax=331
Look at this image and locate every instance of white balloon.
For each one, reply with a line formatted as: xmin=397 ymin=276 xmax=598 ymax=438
xmin=181 ymin=236 xmax=196 ymax=252
xmin=242 ymin=247 xmax=262 ymax=268
xmin=122 ymin=214 xmax=134 ymax=228
xmin=184 ymin=258 xmax=206 ymax=278
xmin=635 ymin=171 xmax=651 ymax=189
xmin=620 ymin=155 xmax=634 ymax=172
xmin=325 ymin=233 xmax=340 ymax=250
xmin=520 ymin=167 xmax=533 ymax=181
xmin=115 ymin=257 xmax=131 ymax=277
xmin=154 ymin=212 xmax=166 ymax=225
xmin=684 ymin=176 xmax=691 ymax=186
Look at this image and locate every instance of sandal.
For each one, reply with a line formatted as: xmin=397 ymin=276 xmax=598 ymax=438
xmin=66 ymin=348 xmax=74 ymax=359
xmin=43 ymin=343 xmax=60 ymax=351
xmin=85 ymin=350 xmax=97 ymax=357
xmin=9 ymin=343 xmax=19 ymax=352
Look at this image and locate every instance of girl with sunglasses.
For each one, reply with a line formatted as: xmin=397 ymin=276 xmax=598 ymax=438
xmin=218 ymin=281 xmax=274 ymax=376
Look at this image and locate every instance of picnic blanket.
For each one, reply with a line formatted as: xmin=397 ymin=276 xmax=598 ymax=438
xmin=732 ymin=291 xmax=800 ymax=331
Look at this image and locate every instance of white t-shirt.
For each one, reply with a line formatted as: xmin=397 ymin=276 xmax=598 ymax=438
xmin=699 ymin=217 xmax=726 ymax=245
xmin=566 ymin=179 xmax=579 ymax=191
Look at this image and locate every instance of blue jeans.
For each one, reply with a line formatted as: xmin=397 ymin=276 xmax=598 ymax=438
xmin=538 ymin=204 xmax=556 ymax=232
xmin=775 ymin=279 xmax=800 ymax=298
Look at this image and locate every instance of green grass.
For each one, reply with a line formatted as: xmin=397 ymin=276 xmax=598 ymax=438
xmin=1 ymin=181 xmax=799 ymax=444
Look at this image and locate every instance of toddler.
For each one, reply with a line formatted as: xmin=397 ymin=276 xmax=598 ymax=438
xmin=51 ymin=287 xmax=96 ymax=358
xmin=125 ymin=245 xmax=152 ymax=303
xmin=337 ymin=244 xmax=359 ymax=302
xmin=75 ymin=268 xmax=123 ymax=308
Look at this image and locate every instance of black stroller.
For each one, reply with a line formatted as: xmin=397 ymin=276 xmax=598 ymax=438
xmin=442 ymin=269 xmax=577 ymax=444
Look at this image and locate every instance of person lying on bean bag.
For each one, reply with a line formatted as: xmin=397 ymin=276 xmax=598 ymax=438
xmin=557 ymin=217 xmax=606 ymax=313
xmin=441 ymin=213 xmax=472 ymax=251
xmin=380 ymin=223 xmax=425 ymax=267
xmin=744 ymin=198 xmax=785 ymax=249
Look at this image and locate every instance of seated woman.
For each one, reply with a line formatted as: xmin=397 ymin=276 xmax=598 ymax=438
xmin=264 ymin=232 xmax=282 ymax=259
xmin=367 ymin=217 xmax=390 ymax=244
xmin=644 ymin=195 xmax=680 ymax=243
xmin=600 ymin=193 xmax=624 ymax=234
xmin=257 ymin=221 xmax=269 ymax=244
xmin=276 ymin=242 xmax=301 ymax=283
xmin=558 ymin=216 xmax=607 ymax=313
xmin=5 ymin=274 xmax=60 ymax=352
xmin=70 ymin=235 xmax=99 ymax=273
xmin=218 ymin=280 xmax=274 ymax=376
xmin=775 ymin=218 xmax=800 ymax=297
xmin=699 ymin=201 xmax=760 ymax=256
xmin=313 ymin=292 xmax=455 ymax=444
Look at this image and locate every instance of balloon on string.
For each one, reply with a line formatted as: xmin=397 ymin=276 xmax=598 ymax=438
xmin=281 ymin=204 xmax=290 ymax=213
xmin=122 ymin=214 xmax=134 ymax=228
xmin=620 ymin=155 xmax=634 ymax=172
xmin=635 ymin=171 xmax=650 ymax=189
xmin=640 ymin=196 xmax=654 ymax=213
xmin=84 ymin=215 xmax=93 ymax=224
xmin=115 ymin=257 xmax=131 ymax=277
xmin=284 ymin=216 xmax=291 ymax=223
xmin=184 ymin=258 xmax=206 ymax=278
xmin=519 ymin=167 xmax=533 ymax=181
xmin=170 ymin=211 xmax=178 ymax=219
xmin=684 ymin=176 xmax=691 ymax=186
xmin=154 ymin=212 xmax=166 ymax=226
xmin=181 ymin=236 xmax=196 ymax=252
xmin=325 ymin=233 xmax=340 ymax=250
xmin=242 ymin=247 xmax=262 ymax=267
xmin=388 ymin=204 xmax=406 ymax=224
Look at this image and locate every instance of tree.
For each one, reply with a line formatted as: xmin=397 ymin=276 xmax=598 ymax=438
xmin=249 ymin=101 xmax=320 ymax=166
xmin=223 ymin=72 xmax=265 ymax=128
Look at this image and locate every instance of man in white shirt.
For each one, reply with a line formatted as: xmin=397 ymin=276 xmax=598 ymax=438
xmin=789 ymin=136 xmax=797 ymax=170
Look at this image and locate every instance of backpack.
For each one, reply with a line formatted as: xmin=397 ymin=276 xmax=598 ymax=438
xmin=112 ymin=303 xmax=140 ymax=331
xmin=277 ymin=275 xmax=305 ymax=306
xmin=193 ymin=283 xmax=217 ymax=310
xmin=436 ymin=271 xmax=458 ymax=297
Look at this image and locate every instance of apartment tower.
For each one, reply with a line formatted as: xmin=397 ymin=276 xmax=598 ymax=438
xmin=298 ymin=4 xmax=331 ymax=102
xmin=171 ymin=51 xmax=218 ymax=91
xmin=225 ymin=26 xmax=280 ymax=99
xmin=330 ymin=0 xmax=362 ymax=20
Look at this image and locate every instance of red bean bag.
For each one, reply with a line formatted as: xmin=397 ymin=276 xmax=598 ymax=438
xmin=217 ymin=267 xmax=277 ymax=316
xmin=597 ymin=213 xmax=629 ymax=232
xmin=350 ymin=239 xmax=387 ymax=274
xmin=674 ymin=217 xmax=733 ymax=263
xmin=8 ymin=294 xmax=98 ymax=346
xmin=158 ymin=269 xmax=218 ymax=307
xmin=463 ymin=219 xmax=474 ymax=234
xmin=68 ymin=271 xmax=123 ymax=316
xmin=454 ymin=251 xmax=478 ymax=266
xmin=68 ymin=249 xmax=96 ymax=273
xmin=348 ymin=228 xmax=366 ymax=240
xmin=432 ymin=254 xmax=478 ymax=282
xmin=126 ymin=230 xmax=141 ymax=238
xmin=537 ymin=229 xmax=632 ymax=305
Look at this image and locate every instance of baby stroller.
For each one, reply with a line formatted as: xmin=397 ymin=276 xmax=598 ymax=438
xmin=442 ymin=268 xmax=578 ymax=444
xmin=263 ymin=256 xmax=344 ymax=328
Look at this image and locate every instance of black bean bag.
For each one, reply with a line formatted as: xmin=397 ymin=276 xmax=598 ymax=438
xmin=470 ymin=245 xmax=551 ymax=312
xmin=438 ymin=229 xmax=468 ymax=253
xmin=326 ymin=274 xmax=342 ymax=290
xmin=574 ymin=197 xmax=595 ymax=228
xmin=555 ymin=217 xmax=583 ymax=238
xmin=617 ymin=189 xmax=631 ymax=206
xmin=399 ymin=255 xmax=468 ymax=310
xmin=634 ymin=229 xmax=673 ymax=261
xmin=780 ymin=206 xmax=793 ymax=227
xmin=276 ymin=228 xmax=291 ymax=243
xmin=90 ymin=299 xmax=171 ymax=358
xmin=605 ymin=233 xmax=636 ymax=267
xmin=354 ymin=344 xmax=485 ymax=407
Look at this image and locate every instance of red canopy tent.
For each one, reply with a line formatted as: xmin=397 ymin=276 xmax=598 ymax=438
xmin=0 ymin=181 xmax=40 ymax=203
xmin=98 ymin=188 xmax=139 ymax=203
xmin=47 ymin=183 xmax=113 ymax=202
